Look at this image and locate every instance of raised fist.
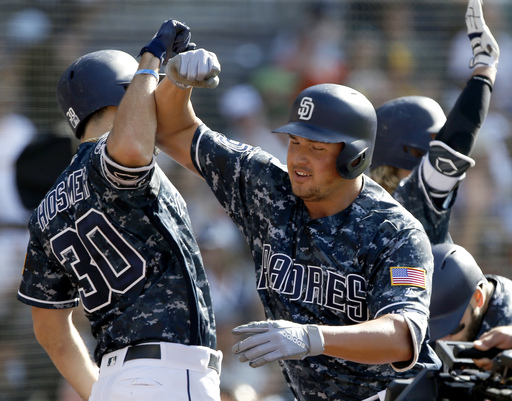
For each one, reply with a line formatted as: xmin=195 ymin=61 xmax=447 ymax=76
xmin=139 ymin=19 xmax=196 ymax=66
xmin=466 ymin=0 xmax=499 ymax=68
xmin=165 ymin=49 xmax=221 ymax=89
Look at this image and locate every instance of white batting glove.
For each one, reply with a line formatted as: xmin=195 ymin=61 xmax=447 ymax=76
xmin=466 ymin=0 xmax=499 ymax=69
xmin=165 ymin=48 xmax=220 ymax=89
xmin=232 ymin=320 xmax=325 ymax=368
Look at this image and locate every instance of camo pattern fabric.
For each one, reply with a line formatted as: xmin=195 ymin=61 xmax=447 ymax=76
xmin=18 ymin=135 xmax=216 ymax=364
xmin=393 ymin=160 xmax=455 ymax=245
xmin=478 ymin=275 xmax=512 ymax=339
xmin=191 ymin=124 xmax=441 ymax=401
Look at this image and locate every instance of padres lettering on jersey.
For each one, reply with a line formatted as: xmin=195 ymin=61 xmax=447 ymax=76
xmin=258 ymin=244 xmax=369 ymax=323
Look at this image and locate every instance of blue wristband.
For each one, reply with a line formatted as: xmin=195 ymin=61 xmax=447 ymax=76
xmin=134 ymin=69 xmax=159 ymax=81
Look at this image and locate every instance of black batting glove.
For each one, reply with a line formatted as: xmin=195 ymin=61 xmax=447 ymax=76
xmin=138 ymin=19 xmax=196 ymax=66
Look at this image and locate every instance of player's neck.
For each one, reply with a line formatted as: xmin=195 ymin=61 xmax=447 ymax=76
xmin=481 ymin=280 xmax=495 ymax=314
xmin=81 ymin=108 xmax=117 ymax=143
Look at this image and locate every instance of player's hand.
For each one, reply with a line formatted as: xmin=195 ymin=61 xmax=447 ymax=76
xmin=466 ymin=0 xmax=499 ymax=69
xmin=231 ymin=320 xmax=325 ymax=368
xmin=165 ymin=49 xmax=221 ymax=89
xmin=473 ymin=326 xmax=512 ymax=370
xmin=139 ymin=19 xmax=196 ymax=65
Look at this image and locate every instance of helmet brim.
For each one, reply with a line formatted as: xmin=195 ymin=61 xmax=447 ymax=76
xmin=429 ymin=301 xmax=469 ymax=342
xmin=272 ymin=121 xmax=344 ymax=144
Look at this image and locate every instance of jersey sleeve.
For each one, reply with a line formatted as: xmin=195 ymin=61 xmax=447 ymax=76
xmin=394 ymin=165 xmax=454 ymax=244
xmin=18 ymin=230 xmax=79 ymax=309
xmin=95 ymin=136 xmax=156 ymax=189
xmin=367 ymin=225 xmax=434 ymax=371
xmin=191 ymin=124 xmax=284 ymax=238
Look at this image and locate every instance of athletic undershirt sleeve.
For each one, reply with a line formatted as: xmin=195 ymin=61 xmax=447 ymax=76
xmin=435 ymin=75 xmax=492 ymax=155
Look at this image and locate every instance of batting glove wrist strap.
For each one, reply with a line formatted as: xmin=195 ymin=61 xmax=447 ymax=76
xmin=165 ymin=49 xmax=221 ymax=89
xmin=232 ymin=320 xmax=325 ymax=368
xmin=466 ymin=0 xmax=499 ymax=69
xmin=306 ymin=324 xmax=325 ymax=356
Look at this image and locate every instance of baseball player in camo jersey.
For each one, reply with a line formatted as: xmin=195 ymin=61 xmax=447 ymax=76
xmin=370 ymin=0 xmax=499 ymax=245
xmin=429 ymin=243 xmax=512 ymax=344
xmin=153 ymin=51 xmax=442 ymax=400
xmin=17 ymin=19 xmax=222 ymax=401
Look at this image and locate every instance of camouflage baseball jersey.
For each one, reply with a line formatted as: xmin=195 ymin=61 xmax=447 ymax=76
xmin=478 ymin=275 xmax=512 ymax=339
xmin=18 ymin=135 xmax=216 ymax=364
xmin=393 ymin=159 xmax=455 ymax=245
xmin=191 ymin=125 xmax=441 ymax=401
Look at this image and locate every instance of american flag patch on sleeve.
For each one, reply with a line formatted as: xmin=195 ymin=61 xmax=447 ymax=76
xmin=390 ymin=267 xmax=426 ymax=289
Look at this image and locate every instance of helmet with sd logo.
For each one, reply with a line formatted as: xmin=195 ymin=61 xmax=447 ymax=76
xmin=272 ymin=83 xmax=377 ymax=179
xmin=56 ymin=49 xmax=138 ymax=139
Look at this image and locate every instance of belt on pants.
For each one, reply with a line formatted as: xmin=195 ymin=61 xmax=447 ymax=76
xmin=124 ymin=344 xmax=221 ymax=373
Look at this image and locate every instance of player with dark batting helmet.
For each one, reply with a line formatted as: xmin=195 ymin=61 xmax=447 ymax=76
xmin=154 ymin=47 xmax=442 ymax=399
xmin=372 ymin=96 xmax=447 ymax=173
xmin=56 ymin=49 xmax=137 ymax=139
xmin=17 ymin=19 xmax=222 ymax=401
xmin=370 ymin=0 xmax=499 ymax=244
xmin=429 ymin=243 xmax=512 ymax=343
xmin=272 ymin=83 xmax=376 ymax=179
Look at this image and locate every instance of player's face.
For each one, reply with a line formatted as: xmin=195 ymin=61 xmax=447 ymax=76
xmin=438 ymin=303 xmax=484 ymax=342
xmin=287 ymin=135 xmax=344 ymax=203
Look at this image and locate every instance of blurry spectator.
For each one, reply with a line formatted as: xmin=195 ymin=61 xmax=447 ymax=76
xmin=344 ymin=28 xmax=393 ymax=107
xmin=270 ymin=1 xmax=347 ymax=95
xmin=219 ymin=84 xmax=288 ymax=164
xmin=0 ymin=48 xmax=63 ymax=401
xmin=0 ymin=63 xmax=34 ymax=401
xmin=381 ymin=2 xmax=421 ymax=97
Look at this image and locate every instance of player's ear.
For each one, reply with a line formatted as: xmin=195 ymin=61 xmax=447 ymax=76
xmin=473 ymin=287 xmax=485 ymax=308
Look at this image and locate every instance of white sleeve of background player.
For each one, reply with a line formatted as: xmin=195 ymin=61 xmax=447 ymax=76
xmin=421 ymin=141 xmax=475 ymax=193
xmin=99 ymin=139 xmax=155 ymax=189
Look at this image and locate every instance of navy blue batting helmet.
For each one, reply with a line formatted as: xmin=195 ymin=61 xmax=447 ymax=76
xmin=371 ymin=96 xmax=446 ymax=171
xmin=56 ymin=49 xmax=138 ymax=138
xmin=429 ymin=243 xmax=486 ymax=342
xmin=272 ymin=83 xmax=377 ymax=179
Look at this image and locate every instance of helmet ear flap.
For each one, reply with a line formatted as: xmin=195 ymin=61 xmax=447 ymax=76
xmin=336 ymin=141 xmax=371 ymax=179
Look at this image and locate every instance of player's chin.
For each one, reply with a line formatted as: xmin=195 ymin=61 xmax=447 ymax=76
xmin=290 ymin=182 xmax=305 ymax=198
xmin=291 ymin=185 xmax=319 ymax=202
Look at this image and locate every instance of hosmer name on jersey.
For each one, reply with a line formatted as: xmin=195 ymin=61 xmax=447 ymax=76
xmin=38 ymin=166 xmax=90 ymax=230
xmin=258 ymin=244 xmax=369 ymax=323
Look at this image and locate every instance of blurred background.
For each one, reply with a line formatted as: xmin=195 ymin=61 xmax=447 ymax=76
xmin=1 ymin=0 xmax=511 ymax=400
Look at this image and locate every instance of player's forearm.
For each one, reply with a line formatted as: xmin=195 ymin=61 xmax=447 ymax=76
xmin=155 ymin=76 xmax=201 ymax=174
xmin=45 ymin=331 xmax=99 ymax=400
xmin=32 ymin=308 xmax=99 ymax=400
xmin=434 ymin=71 xmax=492 ymax=156
xmin=473 ymin=65 xmax=497 ymax=85
xmin=108 ymin=52 xmax=160 ymax=168
xmin=321 ymin=314 xmax=413 ymax=364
